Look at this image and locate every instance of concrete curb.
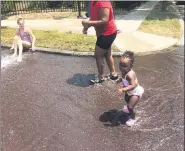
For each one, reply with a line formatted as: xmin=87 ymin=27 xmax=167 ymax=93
xmin=1 ymin=43 xmax=178 ymax=57
xmin=0 ymin=44 xmax=123 ymax=57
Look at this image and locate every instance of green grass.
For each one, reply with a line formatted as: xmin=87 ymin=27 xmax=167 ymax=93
xmin=5 ymin=11 xmax=87 ymax=20
xmin=1 ymin=28 xmax=119 ymax=52
xmin=139 ymin=1 xmax=182 ymax=39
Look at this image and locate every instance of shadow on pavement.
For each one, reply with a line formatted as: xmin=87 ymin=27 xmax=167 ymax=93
xmin=99 ymin=109 xmax=130 ymax=127
xmin=66 ymin=73 xmax=96 ymax=87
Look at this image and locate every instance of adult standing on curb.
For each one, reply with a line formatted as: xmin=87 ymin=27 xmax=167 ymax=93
xmin=82 ymin=0 xmax=118 ymax=84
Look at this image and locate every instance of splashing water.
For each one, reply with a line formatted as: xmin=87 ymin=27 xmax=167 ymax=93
xmin=1 ymin=55 xmax=18 ymax=69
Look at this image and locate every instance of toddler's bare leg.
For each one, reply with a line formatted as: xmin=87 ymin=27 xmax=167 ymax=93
xmin=127 ymin=95 xmax=139 ymax=119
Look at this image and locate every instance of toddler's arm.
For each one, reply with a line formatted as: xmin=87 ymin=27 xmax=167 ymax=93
xmin=119 ymin=72 xmax=137 ymax=93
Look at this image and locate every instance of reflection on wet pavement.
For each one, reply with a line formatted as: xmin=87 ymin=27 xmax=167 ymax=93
xmin=1 ymin=43 xmax=184 ymax=150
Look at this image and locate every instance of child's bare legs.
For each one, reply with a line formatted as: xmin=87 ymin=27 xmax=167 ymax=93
xmin=127 ymin=95 xmax=139 ymax=119
xmin=123 ymin=94 xmax=140 ymax=126
xmin=12 ymin=36 xmax=19 ymax=57
xmin=17 ymin=38 xmax=23 ymax=61
xmin=12 ymin=36 xmax=31 ymax=61
xmin=10 ymin=42 xmax=15 ymax=50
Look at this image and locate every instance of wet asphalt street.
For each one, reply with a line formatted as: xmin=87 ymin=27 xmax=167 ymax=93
xmin=1 ymin=43 xmax=184 ymax=151
xmin=1 ymin=4 xmax=184 ymax=151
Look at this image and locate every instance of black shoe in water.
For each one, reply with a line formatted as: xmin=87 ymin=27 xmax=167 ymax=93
xmin=89 ymin=77 xmax=105 ymax=84
xmin=109 ymin=74 xmax=118 ymax=80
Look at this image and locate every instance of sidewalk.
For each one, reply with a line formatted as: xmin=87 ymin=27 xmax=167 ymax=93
xmin=113 ymin=0 xmax=181 ymax=53
xmin=1 ymin=1 xmax=183 ymax=55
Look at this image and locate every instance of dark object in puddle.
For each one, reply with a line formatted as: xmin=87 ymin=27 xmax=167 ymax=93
xmin=66 ymin=73 xmax=96 ymax=87
xmin=99 ymin=109 xmax=131 ymax=127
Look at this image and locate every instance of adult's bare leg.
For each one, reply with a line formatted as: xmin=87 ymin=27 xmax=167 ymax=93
xmin=105 ymin=47 xmax=117 ymax=77
xmin=94 ymin=45 xmax=106 ymax=79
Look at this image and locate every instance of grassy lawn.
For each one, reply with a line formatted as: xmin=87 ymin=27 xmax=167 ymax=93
xmin=3 ymin=11 xmax=86 ymax=20
xmin=139 ymin=1 xmax=182 ymax=39
xmin=1 ymin=27 xmax=119 ymax=52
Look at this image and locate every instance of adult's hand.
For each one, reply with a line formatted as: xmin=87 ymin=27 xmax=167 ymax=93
xmin=82 ymin=28 xmax=88 ymax=35
xmin=82 ymin=20 xmax=90 ymax=29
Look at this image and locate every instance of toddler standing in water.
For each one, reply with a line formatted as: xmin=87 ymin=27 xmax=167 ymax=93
xmin=116 ymin=51 xmax=144 ymax=126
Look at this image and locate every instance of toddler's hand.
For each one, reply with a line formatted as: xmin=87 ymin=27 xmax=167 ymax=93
xmin=118 ymin=88 xmax=123 ymax=94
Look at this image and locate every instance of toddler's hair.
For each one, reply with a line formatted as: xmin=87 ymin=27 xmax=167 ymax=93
xmin=17 ymin=17 xmax=24 ymax=24
xmin=122 ymin=50 xmax=134 ymax=65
